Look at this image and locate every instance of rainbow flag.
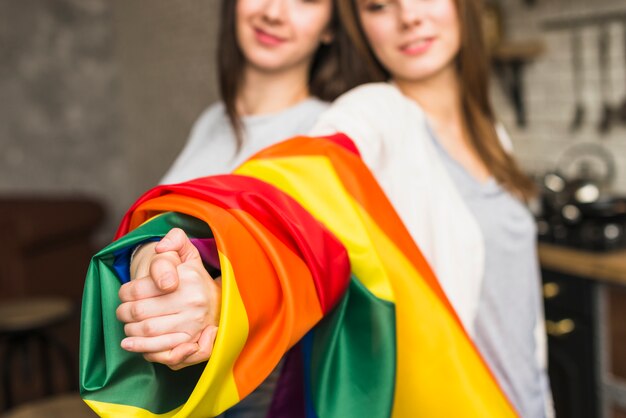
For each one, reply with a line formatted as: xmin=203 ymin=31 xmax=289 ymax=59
xmin=80 ymin=134 xmax=518 ymax=417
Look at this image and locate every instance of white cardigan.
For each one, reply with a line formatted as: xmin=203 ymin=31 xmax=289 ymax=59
xmin=310 ymin=83 xmax=548 ymax=378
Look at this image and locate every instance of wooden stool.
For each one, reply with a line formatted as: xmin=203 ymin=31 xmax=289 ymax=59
xmin=0 ymin=297 xmax=75 ymax=410
xmin=0 ymin=393 xmax=94 ymax=418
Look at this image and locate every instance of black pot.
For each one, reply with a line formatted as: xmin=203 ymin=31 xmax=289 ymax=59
xmin=575 ymin=196 xmax=626 ymax=220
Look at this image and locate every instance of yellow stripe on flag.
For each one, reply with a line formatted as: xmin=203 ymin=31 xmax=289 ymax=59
xmin=178 ymin=254 xmax=249 ymax=417
xmin=238 ymin=155 xmax=517 ymax=417
xmin=83 ymin=399 xmax=183 ymax=418
xmin=236 ymin=156 xmax=395 ymax=303
xmin=352 ymin=204 xmax=517 ymax=417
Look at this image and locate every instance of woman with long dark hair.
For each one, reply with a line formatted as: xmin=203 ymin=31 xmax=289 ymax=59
xmin=309 ymin=0 xmax=552 ymax=415
xmin=115 ymin=0 xmax=552 ymax=415
xmin=123 ymin=1 xmax=366 ymax=417
xmin=160 ymin=0 xmax=365 ymax=185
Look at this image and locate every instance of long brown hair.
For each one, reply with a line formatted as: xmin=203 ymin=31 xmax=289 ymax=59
xmin=337 ymin=0 xmax=535 ymax=199
xmin=217 ymin=0 xmax=372 ymax=146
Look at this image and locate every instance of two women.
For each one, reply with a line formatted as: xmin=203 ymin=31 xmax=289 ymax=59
xmin=112 ymin=0 xmax=552 ymax=416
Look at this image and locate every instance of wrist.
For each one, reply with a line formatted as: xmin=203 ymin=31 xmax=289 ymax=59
xmin=130 ymin=242 xmax=158 ymax=280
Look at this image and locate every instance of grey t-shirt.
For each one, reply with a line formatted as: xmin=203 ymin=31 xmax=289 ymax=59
xmin=428 ymin=127 xmax=550 ymax=417
xmin=160 ymin=98 xmax=328 ymax=418
xmin=161 ymin=98 xmax=329 ymax=184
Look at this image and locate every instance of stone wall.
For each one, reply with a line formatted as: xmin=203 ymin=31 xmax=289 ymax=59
xmin=0 ymin=0 xmax=219 ymax=241
xmin=110 ymin=0 xmax=219 ymax=200
xmin=0 ymin=0 xmax=122 ymax=240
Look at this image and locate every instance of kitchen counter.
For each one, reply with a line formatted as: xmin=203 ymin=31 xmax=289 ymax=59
xmin=538 ymin=243 xmax=626 ymax=286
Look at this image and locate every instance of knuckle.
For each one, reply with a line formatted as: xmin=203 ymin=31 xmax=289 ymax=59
xmin=130 ymin=303 xmax=144 ymax=320
xmin=142 ymin=321 xmax=155 ymax=336
xmin=187 ymin=293 xmax=205 ymax=307
xmin=169 ymin=354 xmax=183 ymax=365
xmin=187 ymin=286 xmax=209 ymax=304
xmin=153 ymin=257 xmax=176 ymax=275
xmin=130 ymin=284 xmax=142 ymax=300
xmin=191 ymin=312 xmax=206 ymax=326
xmin=162 ymin=352 xmax=175 ymax=366
xmin=150 ymin=257 xmax=164 ymax=272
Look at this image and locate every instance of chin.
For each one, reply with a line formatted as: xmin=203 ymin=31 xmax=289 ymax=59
xmin=399 ymin=59 xmax=455 ymax=83
xmin=251 ymin=61 xmax=296 ymax=75
xmin=246 ymin=54 xmax=289 ymax=72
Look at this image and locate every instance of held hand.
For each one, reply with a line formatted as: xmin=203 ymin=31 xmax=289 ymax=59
xmin=141 ymin=323 xmax=220 ymax=370
xmin=116 ymin=228 xmax=222 ymax=369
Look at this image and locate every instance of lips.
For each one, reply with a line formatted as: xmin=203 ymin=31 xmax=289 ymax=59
xmin=254 ymin=28 xmax=287 ymax=46
xmin=400 ymin=37 xmax=435 ymax=55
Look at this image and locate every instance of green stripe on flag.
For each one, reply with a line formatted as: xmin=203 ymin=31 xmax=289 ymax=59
xmin=311 ymin=278 xmax=396 ymax=418
xmin=80 ymin=212 xmax=213 ymax=414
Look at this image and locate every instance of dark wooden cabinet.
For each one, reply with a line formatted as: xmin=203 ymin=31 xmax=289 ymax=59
xmin=0 ymin=197 xmax=105 ymax=409
xmin=608 ymin=285 xmax=626 ymax=418
xmin=542 ymin=269 xmax=599 ymax=418
xmin=614 ymin=406 xmax=626 ymax=418
xmin=0 ymin=197 xmax=105 ymax=302
xmin=609 ymin=286 xmax=626 ymax=381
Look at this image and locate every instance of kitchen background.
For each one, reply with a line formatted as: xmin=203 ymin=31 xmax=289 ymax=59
xmin=0 ymin=0 xmax=624 ymax=417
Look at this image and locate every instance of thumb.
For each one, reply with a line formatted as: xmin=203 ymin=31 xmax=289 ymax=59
xmin=155 ymin=228 xmax=201 ymax=263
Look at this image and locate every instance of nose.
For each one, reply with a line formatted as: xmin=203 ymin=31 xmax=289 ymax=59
xmin=262 ymin=0 xmax=288 ymax=24
xmin=398 ymin=0 xmax=423 ymax=30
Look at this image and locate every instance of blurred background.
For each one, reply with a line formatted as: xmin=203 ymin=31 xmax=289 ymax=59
xmin=0 ymin=0 xmax=625 ymax=417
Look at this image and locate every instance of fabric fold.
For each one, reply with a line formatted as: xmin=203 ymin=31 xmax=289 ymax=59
xmin=80 ymin=134 xmax=518 ymax=417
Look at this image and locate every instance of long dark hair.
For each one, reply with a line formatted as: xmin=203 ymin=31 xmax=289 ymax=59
xmin=217 ymin=0 xmax=372 ymax=146
xmin=337 ymin=0 xmax=535 ymax=199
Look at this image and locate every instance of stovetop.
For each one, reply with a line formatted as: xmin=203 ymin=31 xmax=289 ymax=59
xmin=536 ymin=216 xmax=626 ymax=252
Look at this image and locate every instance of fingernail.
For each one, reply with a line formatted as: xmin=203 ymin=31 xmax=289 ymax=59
xmin=121 ymin=339 xmax=134 ymax=349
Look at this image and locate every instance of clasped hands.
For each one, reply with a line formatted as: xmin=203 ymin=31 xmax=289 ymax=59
xmin=115 ymin=228 xmax=222 ymax=370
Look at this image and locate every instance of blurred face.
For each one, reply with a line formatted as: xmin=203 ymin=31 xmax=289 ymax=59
xmin=237 ymin=0 xmax=334 ymax=74
xmin=356 ymin=0 xmax=461 ymax=83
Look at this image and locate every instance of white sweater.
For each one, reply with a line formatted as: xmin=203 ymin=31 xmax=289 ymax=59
xmin=311 ymin=83 xmax=550 ymax=416
xmin=312 ymin=83 xmax=487 ymax=334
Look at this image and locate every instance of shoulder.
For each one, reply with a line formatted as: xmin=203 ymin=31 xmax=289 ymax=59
xmin=312 ymin=82 xmax=426 ymax=136
xmin=193 ymin=102 xmax=227 ymax=130
xmin=183 ymin=102 xmax=231 ymax=148
xmin=322 ymin=82 xmax=426 ymax=127
xmin=311 ymin=83 xmax=430 ymax=167
xmin=173 ymin=102 xmax=231 ymax=162
xmin=243 ymin=98 xmax=330 ymax=144
xmin=332 ymin=82 xmax=407 ymax=110
xmin=299 ymin=97 xmax=330 ymax=114
xmin=269 ymin=97 xmax=329 ymax=127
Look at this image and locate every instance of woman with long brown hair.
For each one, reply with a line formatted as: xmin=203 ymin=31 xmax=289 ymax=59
xmin=124 ymin=1 xmax=366 ymax=417
xmin=117 ymin=0 xmax=552 ymax=415
xmin=160 ymin=0 xmax=364 ymax=184
xmin=309 ymin=0 xmax=552 ymax=415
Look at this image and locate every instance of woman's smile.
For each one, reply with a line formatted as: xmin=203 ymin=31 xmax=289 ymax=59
xmin=254 ymin=27 xmax=287 ymax=47
xmin=399 ymin=36 xmax=435 ymax=55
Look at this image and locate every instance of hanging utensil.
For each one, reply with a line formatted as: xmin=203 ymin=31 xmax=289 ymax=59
xmin=597 ymin=23 xmax=613 ymax=134
xmin=619 ymin=19 xmax=626 ymax=124
xmin=556 ymin=141 xmax=616 ymax=204
xmin=569 ymin=28 xmax=585 ymax=131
